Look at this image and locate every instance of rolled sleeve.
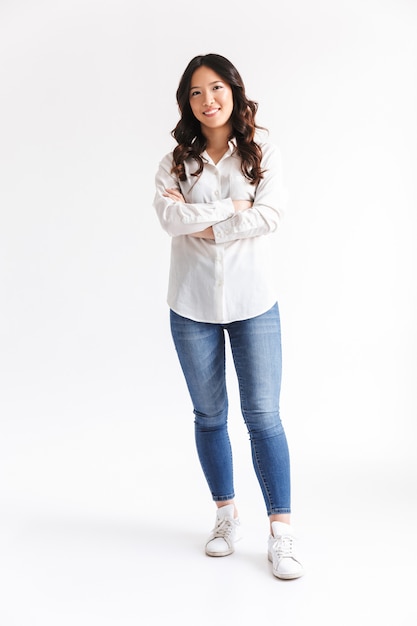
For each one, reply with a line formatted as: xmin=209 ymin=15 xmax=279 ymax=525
xmin=212 ymin=143 xmax=288 ymax=243
xmin=153 ymin=154 xmax=235 ymax=237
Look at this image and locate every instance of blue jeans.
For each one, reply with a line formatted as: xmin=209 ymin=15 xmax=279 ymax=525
xmin=170 ymin=303 xmax=291 ymax=516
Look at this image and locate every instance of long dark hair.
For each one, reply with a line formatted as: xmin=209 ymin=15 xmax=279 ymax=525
xmin=171 ymin=53 xmax=265 ymax=185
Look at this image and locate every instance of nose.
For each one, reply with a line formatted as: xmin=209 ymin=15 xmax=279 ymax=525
xmin=203 ymin=91 xmax=214 ymax=106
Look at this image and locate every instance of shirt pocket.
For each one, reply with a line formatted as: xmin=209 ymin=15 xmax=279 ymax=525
xmin=228 ymin=171 xmax=255 ymax=201
xmin=181 ymin=175 xmax=219 ymax=204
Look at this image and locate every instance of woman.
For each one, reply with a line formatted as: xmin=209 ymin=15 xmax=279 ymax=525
xmin=153 ymin=53 xmax=304 ymax=580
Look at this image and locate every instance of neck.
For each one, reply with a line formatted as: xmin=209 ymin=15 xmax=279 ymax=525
xmin=202 ymin=125 xmax=232 ymax=152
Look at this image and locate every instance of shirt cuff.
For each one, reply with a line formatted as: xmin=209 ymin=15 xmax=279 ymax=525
xmin=212 ymin=216 xmax=236 ymax=243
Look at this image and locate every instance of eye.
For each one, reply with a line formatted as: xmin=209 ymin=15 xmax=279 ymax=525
xmin=213 ymin=84 xmax=223 ymax=90
xmin=190 ymin=90 xmax=201 ymax=97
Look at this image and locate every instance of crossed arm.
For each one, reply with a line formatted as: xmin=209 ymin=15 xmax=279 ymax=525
xmin=162 ymin=188 xmax=253 ymax=239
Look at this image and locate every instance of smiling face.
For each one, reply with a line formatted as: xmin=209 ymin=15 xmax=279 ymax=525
xmin=188 ymin=66 xmax=234 ymax=133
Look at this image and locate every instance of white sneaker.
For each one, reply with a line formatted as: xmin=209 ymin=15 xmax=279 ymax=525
xmin=205 ymin=504 xmax=241 ymax=557
xmin=268 ymin=521 xmax=304 ymax=579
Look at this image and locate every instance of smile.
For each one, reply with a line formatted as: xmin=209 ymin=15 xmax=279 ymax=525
xmin=203 ymin=108 xmax=220 ymax=117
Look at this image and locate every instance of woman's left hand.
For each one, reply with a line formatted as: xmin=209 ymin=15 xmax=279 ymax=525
xmin=189 ymin=227 xmax=214 ymax=240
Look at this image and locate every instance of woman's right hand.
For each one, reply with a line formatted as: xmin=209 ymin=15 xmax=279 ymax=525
xmin=232 ymin=200 xmax=253 ymax=212
xmin=163 ymin=188 xmax=185 ymax=203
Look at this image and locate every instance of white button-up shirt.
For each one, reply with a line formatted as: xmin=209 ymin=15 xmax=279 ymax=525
xmin=153 ymin=138 xmax=288 ymax=323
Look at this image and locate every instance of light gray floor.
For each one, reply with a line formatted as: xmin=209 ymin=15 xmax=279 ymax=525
xmin=1 ymin=355 xmax=415 ymax=625
xmin=1 ymin=456 xmax=415 ymax=625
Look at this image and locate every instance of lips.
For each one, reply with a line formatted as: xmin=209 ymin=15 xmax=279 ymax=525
xmin=203 ymin=108 xmax=220 ymax=117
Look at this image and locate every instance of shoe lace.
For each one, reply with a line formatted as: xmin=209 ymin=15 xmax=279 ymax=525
xmin=212 ymin=517 xmax=234 ymax=539
xmin=272 ymin=535 xmax=294 ymax=558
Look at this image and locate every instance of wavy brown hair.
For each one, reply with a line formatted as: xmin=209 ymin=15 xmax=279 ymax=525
xmin=171 ymin=53 xmax=266 ymax=185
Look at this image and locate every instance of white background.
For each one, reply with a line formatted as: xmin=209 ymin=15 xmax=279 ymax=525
xmin=1 ymin=0 xmax=416 ymax=624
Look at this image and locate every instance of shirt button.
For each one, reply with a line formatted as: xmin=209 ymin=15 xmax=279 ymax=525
xmin=214 ymin=190 xmax=219 ymax=196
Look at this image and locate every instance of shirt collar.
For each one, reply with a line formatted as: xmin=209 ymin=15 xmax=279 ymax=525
xmin=202 ymin=139 xmax=237 ymax=164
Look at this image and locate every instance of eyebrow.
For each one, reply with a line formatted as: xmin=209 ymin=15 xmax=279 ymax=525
xmin=189 ymin=80 xmax=223 ymax=91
